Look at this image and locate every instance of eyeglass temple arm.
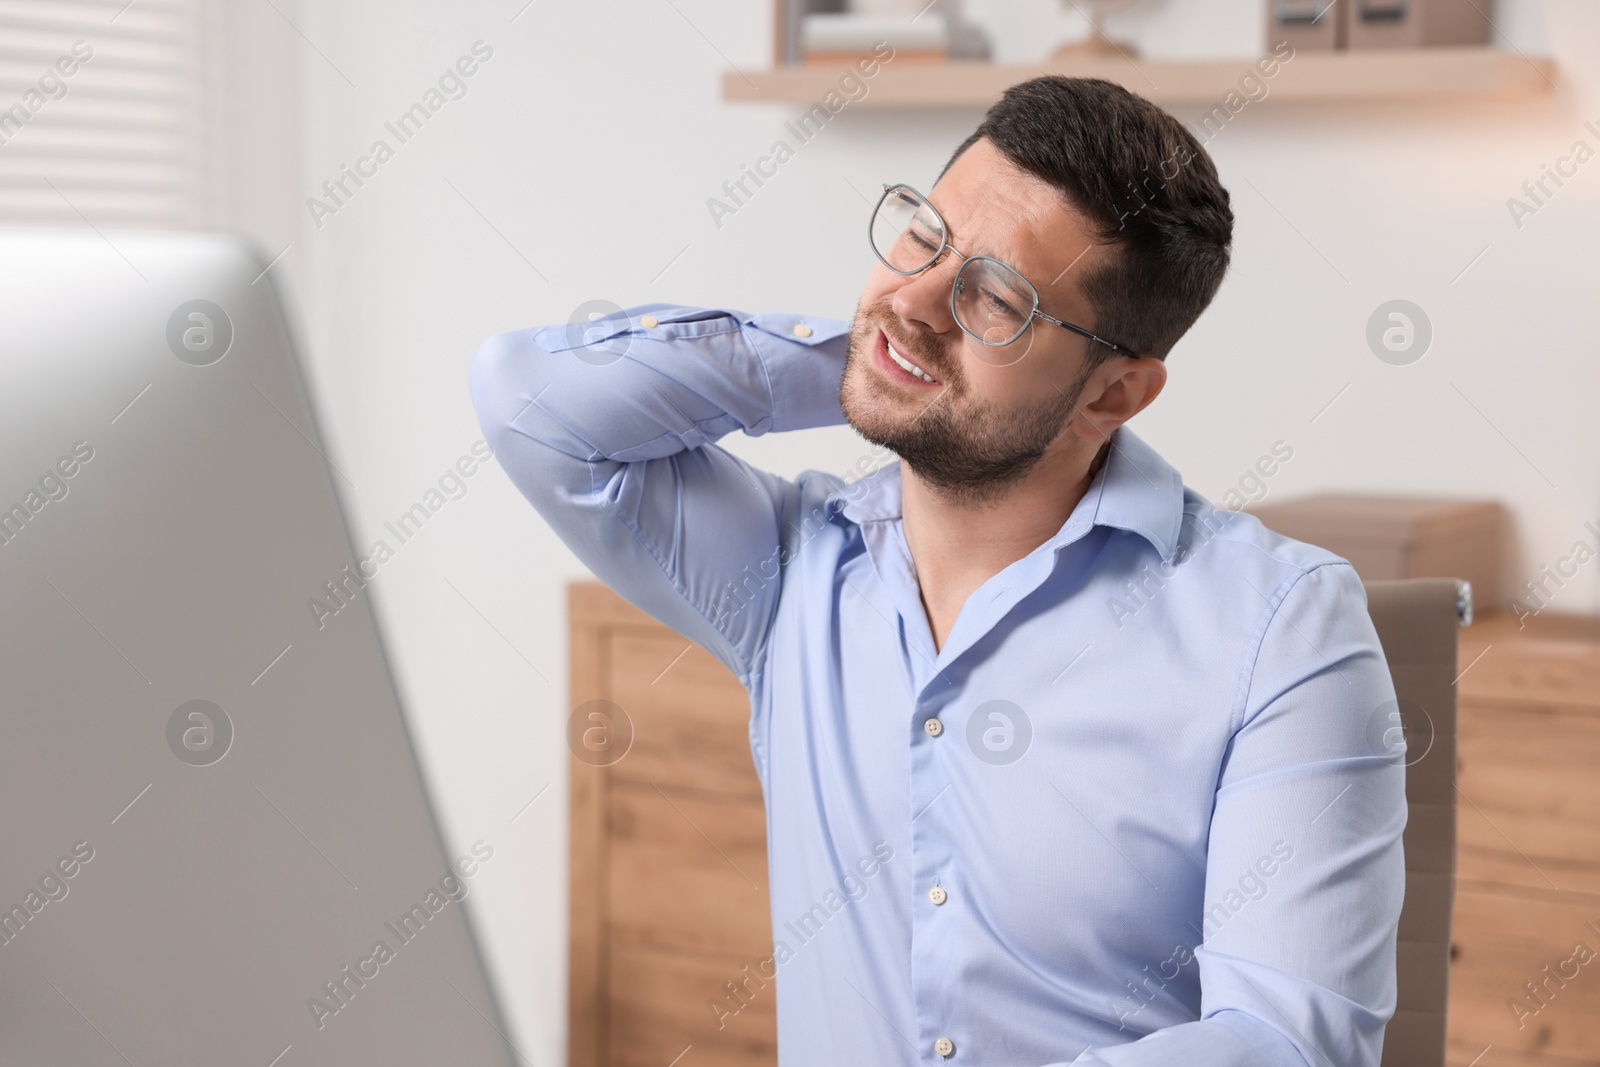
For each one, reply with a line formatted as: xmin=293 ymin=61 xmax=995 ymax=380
xmin=1035 ymin=309 xmax=1138 ymax=358
xmin=877 ymin=182 xmax=1138 ymax=358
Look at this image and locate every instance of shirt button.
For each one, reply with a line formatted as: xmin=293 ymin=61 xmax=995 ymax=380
xmin=935 ymin=1036 xmax=955 ymax=1057
xmin=928 ymin=885 xmax=948 ymax=906
xmin=923 ymin=717 xmax=943 ymax=737
xmin=638 ymin=314 xmax=658 ymax=328
xmin=792 ymin=322 xmax=813 ymax=338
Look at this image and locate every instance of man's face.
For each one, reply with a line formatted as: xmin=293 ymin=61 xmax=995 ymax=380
xmin=840 ymin=138 xmax=1121 ymax=501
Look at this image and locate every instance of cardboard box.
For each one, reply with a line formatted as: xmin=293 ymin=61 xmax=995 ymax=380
xmin=1267 ymin=0 xmax=1349 ymax=52
xmin=1347 ymin=0 xmax=1489 ymax=48
xmin=1244 ymin=494 xmax=1510 ymax=614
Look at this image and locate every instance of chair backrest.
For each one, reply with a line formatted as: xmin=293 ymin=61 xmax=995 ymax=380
xmin=1362 ymin=578 xmax=1464 ymax=1067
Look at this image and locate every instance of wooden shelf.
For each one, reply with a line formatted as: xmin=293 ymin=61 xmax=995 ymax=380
xmin=722 ymin=47 xmax=1557 ymax=108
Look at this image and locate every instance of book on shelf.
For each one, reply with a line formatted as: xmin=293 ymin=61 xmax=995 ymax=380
xmin=800 ymin=12 xmax=950 ymax=62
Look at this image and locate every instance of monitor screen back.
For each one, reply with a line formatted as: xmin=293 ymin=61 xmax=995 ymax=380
xmin=0 ymin=231 xmax=517 ymax=1067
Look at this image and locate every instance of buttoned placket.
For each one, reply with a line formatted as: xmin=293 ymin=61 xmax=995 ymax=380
xmin=847 ymin=512 xmax=955 ymax=1060
xmin=840 ymin=474 xmax=1111 ymax=1062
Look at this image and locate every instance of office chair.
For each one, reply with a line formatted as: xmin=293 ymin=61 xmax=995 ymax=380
xmin=1364 ymin=577 xmax=1468 ymax=1067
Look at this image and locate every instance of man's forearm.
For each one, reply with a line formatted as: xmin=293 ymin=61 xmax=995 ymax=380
xmin=469 ymin=306 xmax=839 ymax=464
xmin=467 ymin=303 xmax=851 ymax=682
xmin=1053 ymin=1010 xmax=1308 ymax=1066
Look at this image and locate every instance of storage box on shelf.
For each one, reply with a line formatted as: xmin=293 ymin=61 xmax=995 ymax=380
xmin=730 ymin=0 xmax=1553 ymax=105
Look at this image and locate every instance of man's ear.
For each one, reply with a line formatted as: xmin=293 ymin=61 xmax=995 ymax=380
xmin=1068 ymin=356 xmax=1166 ymax=443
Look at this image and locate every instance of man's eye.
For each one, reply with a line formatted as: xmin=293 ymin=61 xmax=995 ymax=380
xmin=982 ymin=288 xmax=1017 ymax=316
xmin=908 ymin=230 xmax=939 ymax=252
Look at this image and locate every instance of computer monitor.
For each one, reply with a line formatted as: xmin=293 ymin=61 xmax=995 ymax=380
xmin=0 ymin=230 xmax=517 ymax=1066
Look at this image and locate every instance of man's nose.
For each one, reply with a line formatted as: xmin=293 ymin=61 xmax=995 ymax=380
xmin=890 ymin=256 xmax=960 ymax=336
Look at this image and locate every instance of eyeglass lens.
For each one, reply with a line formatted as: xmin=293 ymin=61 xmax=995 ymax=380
xmin=870 ymin=187 xmax=944 ymax=273
xmin=870 ymin=186 xmax=1036 ymax=347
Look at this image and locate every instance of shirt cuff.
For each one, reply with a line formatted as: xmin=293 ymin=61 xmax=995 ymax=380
xmin=742 ymin=311 xmax=852 ymax=435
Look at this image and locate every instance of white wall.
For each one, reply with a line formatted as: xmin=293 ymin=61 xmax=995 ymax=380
xmin=228 ymin=0 xmax=1600 ymax=1060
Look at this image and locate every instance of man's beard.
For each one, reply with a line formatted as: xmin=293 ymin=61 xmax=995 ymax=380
xmin=839 ymin=300 xmax=1095 ymax=507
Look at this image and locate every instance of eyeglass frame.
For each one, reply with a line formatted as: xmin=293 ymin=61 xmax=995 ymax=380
xmin=868 ymin=182 xmax=1141 ymax=359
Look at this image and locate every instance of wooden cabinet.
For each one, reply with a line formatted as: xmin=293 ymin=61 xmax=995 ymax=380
xmin=1447 ymin=611 xmax=1600 ymax=1067
xmin=568 ymin=583 xmax=776 ymax=1067
xmin=567 ymin=581 xmax=1600 ymax=1067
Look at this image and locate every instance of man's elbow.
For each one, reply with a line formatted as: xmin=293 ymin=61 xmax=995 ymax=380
xmin=465 ymin=329 xmax=602 ymax=513
xmin=467 ymin=329 xmax=532 ymax=450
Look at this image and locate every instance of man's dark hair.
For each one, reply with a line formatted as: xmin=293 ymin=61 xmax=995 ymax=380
xmin=939 ymin=76 xmax=1233 ymax=365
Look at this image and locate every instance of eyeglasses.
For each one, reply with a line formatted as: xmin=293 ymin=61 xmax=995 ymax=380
xmin=868 ymin=182 xmax=1140 ymax=361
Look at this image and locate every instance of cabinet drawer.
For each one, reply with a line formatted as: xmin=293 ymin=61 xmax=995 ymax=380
xmin=1447 ymin=884 xmax=1600 ymax=1064
xmin=607 ymin=783 xmax=771 ymax=958
xmin=607 ymin=629 xmax=762 ymax=799
xmin=608 ymin=942 xmax=778 ymax=1067
xmin=1457 ymin=633 xmax=1600 ymax=709
xmin=1456 ymin=699 xmax=1600 ymax=896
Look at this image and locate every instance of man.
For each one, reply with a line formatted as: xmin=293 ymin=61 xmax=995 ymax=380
xmin=470 ymin=76 xmax=1405 ymax=1066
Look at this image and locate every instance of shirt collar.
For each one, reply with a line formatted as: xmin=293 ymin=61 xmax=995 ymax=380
xmin=824 ymin=424 xmax=1185 ymax=564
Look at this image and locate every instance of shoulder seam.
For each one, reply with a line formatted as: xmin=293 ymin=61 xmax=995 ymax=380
xmin=1227 ymin=560 xmax=1353 ymax=736
xmin=1191 ymin=504 xmax=1354 ymax=574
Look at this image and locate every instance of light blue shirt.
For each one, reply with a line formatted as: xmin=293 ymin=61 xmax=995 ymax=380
xmin=469 ymin=304 xmax=1406 ymax=1067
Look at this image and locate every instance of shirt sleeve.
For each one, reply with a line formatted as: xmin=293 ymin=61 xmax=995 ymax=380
xmin=1055 ymin=561 xmax=1408 ymax=1067
xmin=467 ymin=303 xmax=851 ymax=685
